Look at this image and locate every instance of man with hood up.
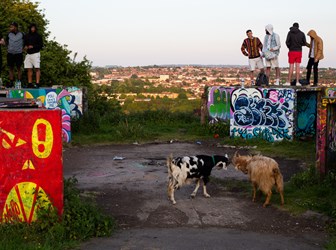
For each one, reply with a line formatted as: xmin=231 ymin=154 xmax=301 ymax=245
xmin=262 ymin=24 xmax=281 ymax=85
xmin=305 ymin=30 xmax=323 ymax=86
xmin=24 ymin=23 xmax=43 ymax=88
xmin=285 ymin=22 xmax=307 ymax=86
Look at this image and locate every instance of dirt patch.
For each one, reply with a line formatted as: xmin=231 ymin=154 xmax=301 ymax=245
xmin=63 ymin=142 xmax=329 ymax=247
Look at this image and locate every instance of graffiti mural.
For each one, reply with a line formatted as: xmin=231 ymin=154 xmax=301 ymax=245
xmin=296 ymin=91 xmax=317 ymax=138
xmin=230 ymin=88 xmax=295 ymax=142
xmin=9 ymin=87 xmax=83 ymax=142
xmin=0 ymin=110 xmax=63 ymax=223
xmin=325 ymin=87 xmax=336 ymax=97
xmin=207 ymin=86 xmax=233 ymax=122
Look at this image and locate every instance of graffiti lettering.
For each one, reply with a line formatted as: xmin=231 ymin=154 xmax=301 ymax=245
xmin=233 ymin=96 xmax=288 ymax=128
xmin=231 ymin=127 xmax=292 ymax=143
xmin=3 ymin=200 xmax=22 ymax=223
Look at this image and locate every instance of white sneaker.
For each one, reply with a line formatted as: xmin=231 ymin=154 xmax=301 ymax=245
xmin=274 ymin=79 xmax=280 ymax=85
xmin=283 ymin=82 xmax=291 ymax=86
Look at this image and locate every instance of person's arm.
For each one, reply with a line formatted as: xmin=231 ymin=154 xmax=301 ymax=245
xmin=241 ymin=40 xmax=248 ymax=56
xmin=285 ymin=33 xmax=290 ymax=49
xmin=315 ymin=38 xmax=323 ymax=62
xmin=272 ymin=34 xmax=281 ymax=51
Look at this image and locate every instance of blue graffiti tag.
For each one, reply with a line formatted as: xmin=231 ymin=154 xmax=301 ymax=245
xmin=233 ymin=96 xmax=289 ymax=128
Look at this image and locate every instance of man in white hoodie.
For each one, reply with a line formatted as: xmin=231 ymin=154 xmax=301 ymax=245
xmin=262 ymin=24 xmax=281 ymax=85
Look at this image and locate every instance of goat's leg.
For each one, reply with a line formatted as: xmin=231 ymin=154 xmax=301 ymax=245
xmin=191 ymin=179 xmax=200 ymax=198
xmin=279 ymin=190 xmax=285 ymax=206
xmin=167 ymin=180 xmax=176 ymax=205
xmin=202 ymin=178 xmax=211 ymax=198
xmin=252 ymin=183 xmax=257 ymax=202
xmin=263 ymin=190 xmax=272 ymax=207
xmin=203 ymin=184 xmax=211 ymax=198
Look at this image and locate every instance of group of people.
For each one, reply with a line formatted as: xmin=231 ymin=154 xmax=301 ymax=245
xmin=241 ymin=22 xmax=324 ymax=87
xmin=0 ymin=22 xmax=43 ymax=88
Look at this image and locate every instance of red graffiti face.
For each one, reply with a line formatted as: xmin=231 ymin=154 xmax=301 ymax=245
xmin=0 ymin=110 xmax=63 ymax=223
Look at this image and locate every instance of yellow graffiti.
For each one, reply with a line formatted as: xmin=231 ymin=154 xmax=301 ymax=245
xmin=322 ymin=98 xmax=336 ymax=107
xmin=32 ymin=119 xmax=53 ymax=159
xmin=0 ymin=127 xmax=27 ymax=149
xmin=22 ymin=160 xmax=36 ymax=170
xmin=2 ymin=182 xmax=51 ymax=223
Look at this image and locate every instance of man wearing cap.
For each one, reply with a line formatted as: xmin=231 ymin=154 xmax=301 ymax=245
xmin=6 ymin=22 xmax=24 ymax=88
xmin=285 ymin=22 xmax=307 ymax=86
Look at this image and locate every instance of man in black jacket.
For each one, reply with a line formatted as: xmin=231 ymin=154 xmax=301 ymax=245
xmin=285 ymin=22 xmax=306 ymax=86
xmin=24 ymin=23 xmax=43 ymax=88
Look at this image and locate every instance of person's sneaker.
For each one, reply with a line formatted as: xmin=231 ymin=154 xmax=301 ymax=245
xmin=299 ymin=79 xmax=309 ymax=86
xmin=33 ymin=84 xmax=39 ymax=88
xmin=283 ymin=82 xmax=291 ymax=86
xmin=27 ymin=83 xmax=33 ymax=88
xmin=274 ymin=79 xmax=280 ymax=85
xmin=251 ymin=80 xmax=255 ymax=86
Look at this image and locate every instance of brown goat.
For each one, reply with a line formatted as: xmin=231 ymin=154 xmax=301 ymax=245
xmin=232 ymin=152 xmax=284 ymax=207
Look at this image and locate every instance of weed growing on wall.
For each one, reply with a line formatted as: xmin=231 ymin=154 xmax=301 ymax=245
xmin=0 ymin=177 xmax=116 ymax=249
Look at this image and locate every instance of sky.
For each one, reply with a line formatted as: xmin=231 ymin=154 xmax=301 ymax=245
xmin=38 ymin=0 xmax=336 ymax=68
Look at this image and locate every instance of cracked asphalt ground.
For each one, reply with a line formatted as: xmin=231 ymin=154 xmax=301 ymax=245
xmin=63 ymin=142 xmax=329 ymax=250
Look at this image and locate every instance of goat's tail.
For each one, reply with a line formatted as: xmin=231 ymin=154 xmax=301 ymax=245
xmin=273 ymin=167 xmax=284 ymax=192
xmin=167 ymin=154 xmax=174 ymax=174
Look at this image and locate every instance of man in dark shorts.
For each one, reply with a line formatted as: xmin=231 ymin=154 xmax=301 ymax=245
xmin=285 ymin=22 xmax=307 ymax=86
xmin=6 ymin=22 xmax=24 ymax=88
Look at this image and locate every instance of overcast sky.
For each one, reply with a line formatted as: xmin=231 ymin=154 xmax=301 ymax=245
xmin=39 ymin=0 xmax=336 ymax=67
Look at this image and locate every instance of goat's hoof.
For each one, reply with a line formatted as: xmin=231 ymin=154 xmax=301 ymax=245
xmin=204 ymin=194 xmax=211 ymax=198
xmin=190 ymin=194 xmax=196 ymax=199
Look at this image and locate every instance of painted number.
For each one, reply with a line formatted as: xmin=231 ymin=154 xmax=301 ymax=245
xmin=32 ymin=119 xmax=53 ymax=159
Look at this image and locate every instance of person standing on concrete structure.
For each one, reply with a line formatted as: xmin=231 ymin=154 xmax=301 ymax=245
xmin=305 ymin=30 xmax=323 ymax=86
xmin=263 ymin=24 xmax=281 ymax=85
xmin=241 ymin=29 xmax=264 ymax=86
xmin=285 ymin=22 xmax=306 ymax=86
xmin=24 ymin=23 xmax=43 ymax=88
xmin=6 ymin=22 xmax=24 ymax=88
xmin=0 ymin=33 xmax=5 ymax=87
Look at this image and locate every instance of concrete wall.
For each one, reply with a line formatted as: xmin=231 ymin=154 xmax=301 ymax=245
xmin=0 ymin=110 xmax=63 ymax=223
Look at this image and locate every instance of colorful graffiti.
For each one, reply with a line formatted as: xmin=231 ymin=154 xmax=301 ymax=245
xmin=9 ymin=87 xmax=83 ymax=142
xmin=325 ymin=87 xmax=336 ymax=97
xmin=207 ymin=86 xmax=233 ymax=122
xmin=296 ymin=92 xmax=317 ymax=138
xmin=0 ymin=110 xmax=63 ymax=223
xmin=230 ymin=88 xmax=295 ymax=142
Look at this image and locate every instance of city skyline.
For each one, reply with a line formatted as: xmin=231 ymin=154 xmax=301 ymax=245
xmin=39 ymin=0 xmax=336 ymax=67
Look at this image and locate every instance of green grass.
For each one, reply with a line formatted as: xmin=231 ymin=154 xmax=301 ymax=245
xmin=0 ymin=177 xmax=117 ymax=250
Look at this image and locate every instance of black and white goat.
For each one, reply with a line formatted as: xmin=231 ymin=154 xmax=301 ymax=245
xmin=167 ymin=154 xmax=229 ymax=205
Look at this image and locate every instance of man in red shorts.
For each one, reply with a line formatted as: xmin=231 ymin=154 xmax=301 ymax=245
xmin=284 ymin=23 xmax=307 ymax=86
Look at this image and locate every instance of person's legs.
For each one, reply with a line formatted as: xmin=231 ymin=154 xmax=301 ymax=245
xmin=15 ymin=53 xmax=23 ymax=81
xmin=306 ymin=58 xmax=314 ymax=84
xmin=36 ymin=68 xmax=40 ymax=84
xmin=275 ymin=67 xmax=280 ymax=80
xmin=313 ymin=60 xmax=319 ymax=85
xmin=287 ymin=64 xmax=294 ymax=83
xmin=27 ymin=68 xmax=33 ymax=83
xmin=295 ymin=62 xmax=301 ymax=83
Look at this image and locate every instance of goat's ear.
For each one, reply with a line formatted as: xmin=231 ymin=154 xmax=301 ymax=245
xmin=234 ymin=151 xmax=239 ymax=158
